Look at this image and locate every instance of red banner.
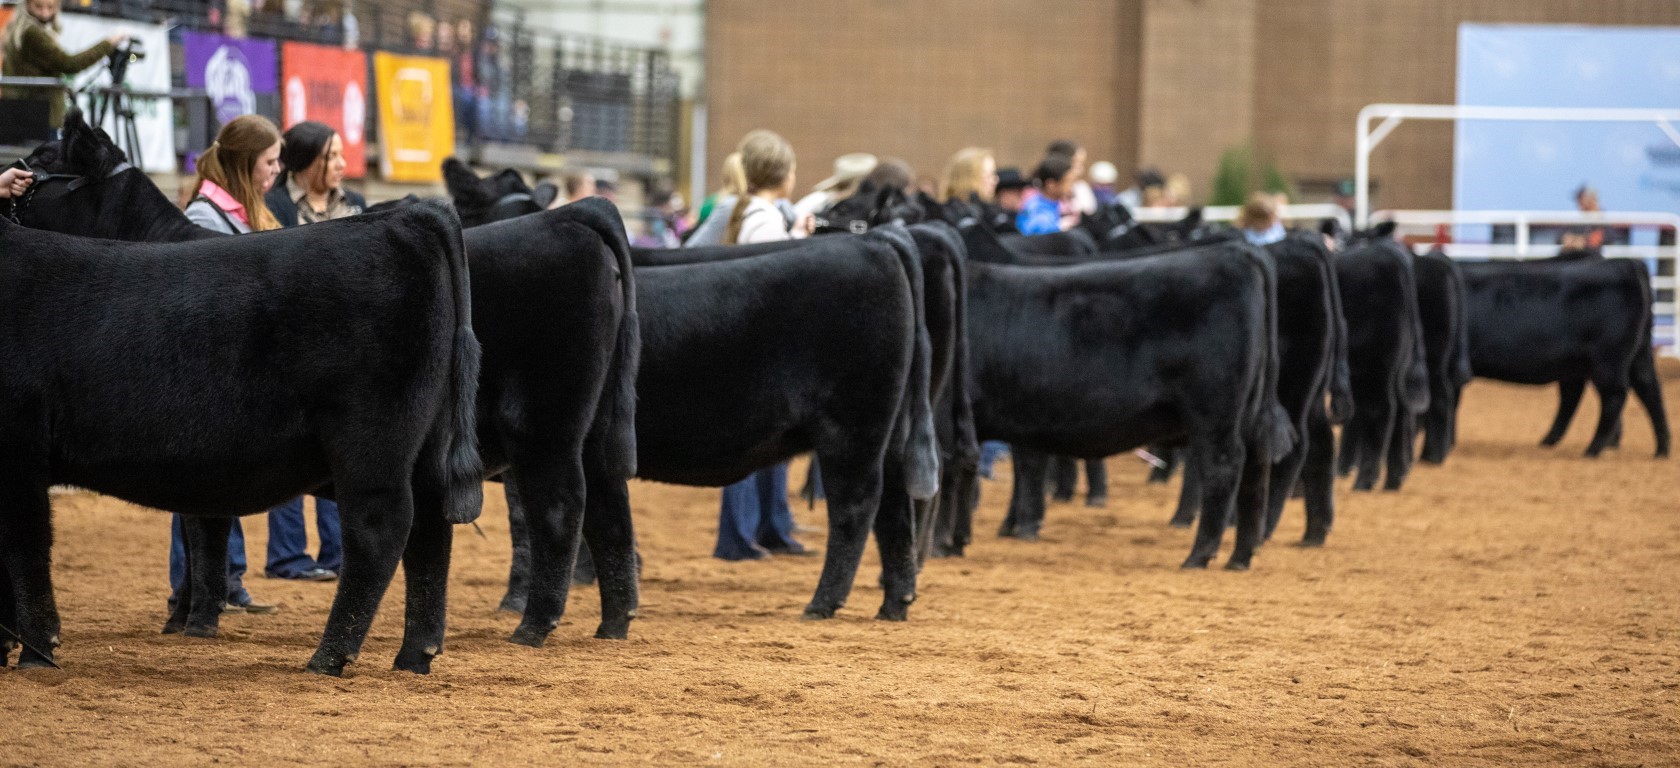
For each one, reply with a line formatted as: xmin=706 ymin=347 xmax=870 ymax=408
xmin=280 ymin=42 xmax=368 ymax=179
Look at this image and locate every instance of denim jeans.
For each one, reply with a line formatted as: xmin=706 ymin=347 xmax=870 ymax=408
xmin=265 ymin=496 xmax=342 ymax=577
xmin=978 ymin=441 xmax=1010 ymax=478
xmin=168 ymin=515 xmax=249 ymax=605
xmin=714 ymin=463 xmax=800 ymax=560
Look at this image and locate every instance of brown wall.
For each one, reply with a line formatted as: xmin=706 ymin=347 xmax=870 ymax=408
xmin=704 ymin=0 xmax=1138 ymax=194
xmin=707 ymin=0 xmax=1680 ymax=209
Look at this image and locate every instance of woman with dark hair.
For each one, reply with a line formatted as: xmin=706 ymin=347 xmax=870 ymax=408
xmin=260 ymin=120 xmax=363 ymax=582
xmin=264 ymin=120 xmax=366 ymax=228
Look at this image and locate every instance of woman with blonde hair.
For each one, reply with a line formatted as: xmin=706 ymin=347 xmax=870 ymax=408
xmin=185 ymin=114 xmax=283 ymax=234
xmin=939 ymin=146 xmax=997 ymax=203
xmin=714 ymin=129 xmax=813 ymax=561
xmin=1236 ymin=190 xmax=1285 ymax=246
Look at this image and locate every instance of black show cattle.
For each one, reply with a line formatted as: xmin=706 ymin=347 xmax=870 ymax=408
xmin=1458 ymin=254 xmax=1670 ymax=457
xmin=950 ymin=224 xmax=1294 ymax=570
xmin=15 ymin=121 xmax=641 ymax=650
xmin=625 ymin=231 xmax=943 ymax=619
xmin=1334 ymin=234 xmax=1431 ymax=491
xmin=0 ymin=202 xmax=482 ymax=676
xmin=1411 ymin=251 xmax=1473 ymax=464
xmin=442 ymin=158 xmax=557 ymax=226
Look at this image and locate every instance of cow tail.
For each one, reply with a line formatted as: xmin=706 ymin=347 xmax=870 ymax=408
xmin=437 ymin=202 xmax=486 ymax=524
xmin=944 ymin=229 xmax=981 ymax=471
xmin=884 ymin=233 xmax=941 ymax=501
xmin=1444 ymin=257 xmax=1473 ymax=388
xmin=1626 ymin=262 xmax=1671 ymax=457
xmin=1322 ymin=247 xmax=1355 ymax=424
xmin=577 ymin=198 xmax=641 ymax=479
xmin=1246 ymin=246 xmax=1297 ymax=460
xmin=1399 ymin=250 xmax=1432 ymax=415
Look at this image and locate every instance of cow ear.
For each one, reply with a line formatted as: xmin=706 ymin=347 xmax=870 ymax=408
xmin=493 ymin=167 xmax=532 ymax=194
xmin=1372 ymin=221 xmax=1397 ymax=239
xmin=1182 ymin=207 xmax=1204 ymax=229
xmin=533 ymin=181 xmax=559 ymax=209
xmin=1319 ymin=218 xmax=1340 ymax=236
xmin=441 ymin=157 xmax=483 ymax=201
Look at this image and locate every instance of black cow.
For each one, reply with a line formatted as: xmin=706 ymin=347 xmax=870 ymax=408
xmin=14 ymin=119 xmax=641 ymax=651
xmin=1334 ymin=234 xmax=1430 ymax=491
xmin=1412 ymin=251 xmax=1473 ymax=464
xmin=441 ymin=158 xmax=557 ymax=226
xmin=1458 ymin=255 xmax=1670 ymax=457
xmin=0 ymin=198 xmax=481 ymax=676
xmin=951 ymin=224 xmax=1294 ymax=570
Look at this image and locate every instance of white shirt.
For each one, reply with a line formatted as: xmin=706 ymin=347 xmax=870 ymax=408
xmin=737 ymin=195 xmax=796 ymax=244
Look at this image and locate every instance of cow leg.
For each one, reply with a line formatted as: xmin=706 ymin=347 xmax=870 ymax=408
xmin=1085 ymin=459 xmax=1108 ymax=507
xmin=393 ymin=490 xmax=454 ymax=674
xmin=161 ymin=516 xmax=198 ymax=636
xmin=1001 ymin=448 xmax=1048 ymax=540
xmin=1383 ymin=403 xmax=1417 ymax=491
xmin=499 ymin=481 xmax=532 ymax=614
xmin=581 ymin=458 xmax=639 ymax=640
xmin=1225 ymin=435 xmax=1270 ymax=571
xmin=1629 ymin=348 xmax=1672 ymax=458
xmin=1167 ymin=457 xmax=1201 ymax=528
xmin=802 ymin=451 xmax=885 ymax=619
xmin=1584 ymin=369 xmax=1630 ymax=458
xmin=931 ymin=464 xmax=961 ymax=558
xmin=1299 ymin=406 xmax=1337 ymax=547
xmin=1420 ymin=381 xmax=1454 ymax=464
xmin=0 ymin=478 xmax=59 ymax=669
xmin=871 ymin=463 xmax=919 ymax=621
xmin=505 ymin=460 xmax=587 ymax=648
xmin=1542 ymin=379 xmax=1587 ymax=447
xmin=935 ymin=466 xmax=979 ymax=558
xmin=1182 ymin=432 xmax=1244 ymax=569
xmin=1264 ymin=426 xmax=1312 ymax=543
xmin=1351 ymin=395 xmax=1395 ymax=491
xmin=306 ymin=479 xmax=413 ymax=676
xmin=0 ymin=562 xmax=14 ymax=666
xmin=182 ymin=516 xmax=232 ymax=638
xmin=1049 ymin=456 xmax=1077 ymax=502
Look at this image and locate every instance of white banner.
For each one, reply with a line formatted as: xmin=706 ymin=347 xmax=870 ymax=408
xmin=56 ymin=14 xmax=175 ymax=173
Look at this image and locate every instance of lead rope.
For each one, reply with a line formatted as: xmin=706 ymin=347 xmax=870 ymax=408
xmin=0 ymin=621 xmax=62 ymax=669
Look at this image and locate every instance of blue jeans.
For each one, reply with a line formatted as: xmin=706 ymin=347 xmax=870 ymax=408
xmin=714 ymin=464 xmax=801 ymax=560
xmin=978 ymin=441 xmax=1010 ymax=478
xmin=266 ymin=496 xmax=342 ymax=577
xmin=168 ymin=515 xmax=250 ymax=605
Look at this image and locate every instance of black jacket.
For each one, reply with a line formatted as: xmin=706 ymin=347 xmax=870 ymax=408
xmin=265 ymin=180 xmax=368 ymax=228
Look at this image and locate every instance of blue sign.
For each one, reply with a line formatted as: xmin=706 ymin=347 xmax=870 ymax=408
xmin=1455 ymin=24 xmax=1680 ymax=213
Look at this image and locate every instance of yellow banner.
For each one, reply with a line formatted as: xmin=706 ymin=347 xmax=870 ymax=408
xmin=373 ymin=52 xmax=454 ymax=183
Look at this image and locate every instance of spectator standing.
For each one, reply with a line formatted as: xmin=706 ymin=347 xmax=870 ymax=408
xmin=1046 ymin=139 xmax=1096 ymax=217
xmin=1237 ymin=191 xmax=1286 ymax=246
xmin=2 ymin=0 xmax=128 ymax=131
xmin=170 ymin=114 xmax=284 ymax=614
xmin=1561 ymin=184 xmax=1615 ymax=249
xmin=1016 ymin=154 xmax=1074 ymax=235
xmin=259 ymin=120 xmax=365 ymax=582
xmin=714 ymin=129 xmax=814 ymax=561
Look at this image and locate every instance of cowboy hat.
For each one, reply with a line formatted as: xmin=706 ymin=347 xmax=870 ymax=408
xmin=813 ymin=153 xmax=878 ymax=191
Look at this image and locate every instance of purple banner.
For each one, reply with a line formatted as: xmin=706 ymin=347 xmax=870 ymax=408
xmin=183 ymin=31 xmax=278 ymax=127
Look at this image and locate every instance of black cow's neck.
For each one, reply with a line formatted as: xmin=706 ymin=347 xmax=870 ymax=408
xmin=123 ymin=175 xmax=222 ymax=241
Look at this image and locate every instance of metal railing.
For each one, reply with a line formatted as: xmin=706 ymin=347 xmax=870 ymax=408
xmin=1132 ymin=203 xmax=1352 ymax=234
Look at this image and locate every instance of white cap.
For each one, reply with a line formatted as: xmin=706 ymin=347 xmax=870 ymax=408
xmin=813 ymin=153 xmax=878 ymax=191
xmin=1089 ymin=161 xmax=1118 ymax=185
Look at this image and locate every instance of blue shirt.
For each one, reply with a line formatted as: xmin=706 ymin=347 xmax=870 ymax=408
xmin=1015 ymin=191 xmax=1063 ymax=235
xmin=1243 ymin=222 xmax=1286 ymax=246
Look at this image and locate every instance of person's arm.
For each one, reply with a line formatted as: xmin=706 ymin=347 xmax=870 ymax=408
xmin=21 ymin=26 xmax=118 ymax=77
xmin=0 ymin=168 xmax=34 ymax=199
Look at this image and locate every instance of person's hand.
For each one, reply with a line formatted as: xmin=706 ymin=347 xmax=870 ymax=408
xmin=0 ymin=168 xmax=36 ymax=200
xmin=106 ymin=32 xmax=130 ymax=46
xmin=791 ymin=211 xmax=815 ymax=237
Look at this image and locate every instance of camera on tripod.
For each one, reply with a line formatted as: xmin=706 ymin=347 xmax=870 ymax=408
xmin=106 ymin=38 xmax=145 ymax=86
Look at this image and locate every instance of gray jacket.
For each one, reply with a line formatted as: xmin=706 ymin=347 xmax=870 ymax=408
xmin=185 ymin=198 xmax=252 ymax=235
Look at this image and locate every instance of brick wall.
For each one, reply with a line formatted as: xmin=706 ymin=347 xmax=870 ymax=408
xmin=704 ymin=0 xmax=1137 ymax=195
xmin=707 ymin=0 xmax=1680 ymax=209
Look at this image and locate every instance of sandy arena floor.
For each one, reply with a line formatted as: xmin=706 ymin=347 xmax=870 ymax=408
xmin=5 ymin=371 xmax=1678 ymax=766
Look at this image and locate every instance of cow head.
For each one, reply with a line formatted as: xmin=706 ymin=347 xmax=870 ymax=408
xmin=814 ymin=180 xmax=924 ymax=235
xmin=10 ymin=110 xmax=194 ymax=241
xmin=441 ymin=158 xmax=544 ymax=227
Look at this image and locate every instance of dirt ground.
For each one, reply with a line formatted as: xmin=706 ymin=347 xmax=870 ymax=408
xmin=5 ymin=370 xmax=1678 ymax=767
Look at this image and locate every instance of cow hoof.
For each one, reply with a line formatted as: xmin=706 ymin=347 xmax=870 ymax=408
xmin=184 ymin=624 xmax=219 ymax=639
xmin=305 ymin=651 xmax=348 ymax=677
xmin=1583 ymin=447 xmax=1605 ymax=458
xmin=1180 ymin=556 xmax=1212 ymax=570
xmin=1167 ymin=517 xmax=1194 ymax=529
xmin=496 ymin=594 xmax=527 ymax=615
xmin=1298 ymin=536 xmax=1327 ymax=548
xmin=1224 ymin=559 xmax=1252 ymax=572
xmin=801 ymin=606 xmax=838 ymax=621
xmin=1085 ymin=495 xmax=1108 ymax=508
xmin=392 ymin=649 xmax=436 ymax=675
xmin=160 ymin=620 xmax=185 ymax=635
xmin=508 ymin=625 xmax=551 ymax=648
xmin=1050 ymin=493 xmax=1073 ymax=503
xmin=875 ymin=599 xmax=911 ymax=622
